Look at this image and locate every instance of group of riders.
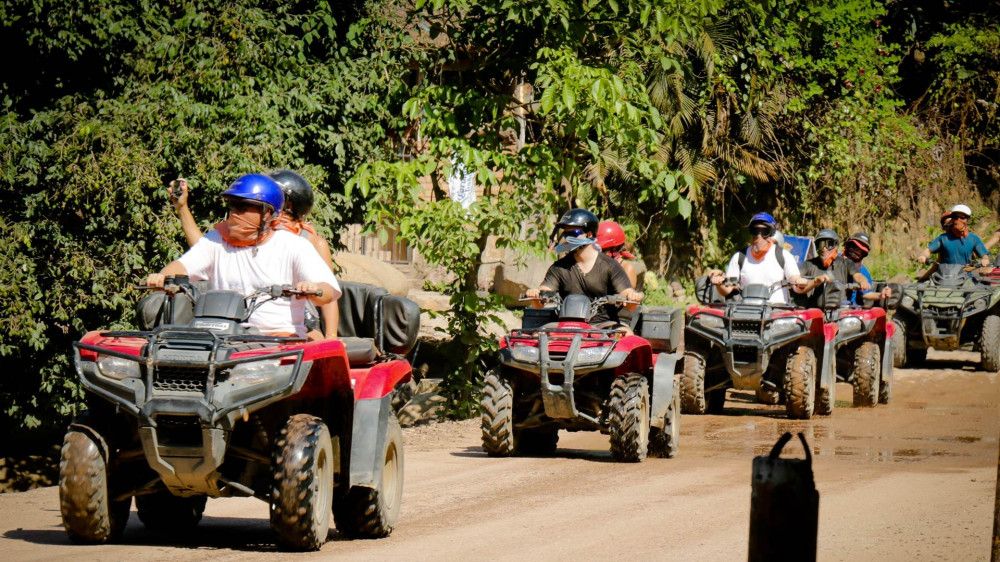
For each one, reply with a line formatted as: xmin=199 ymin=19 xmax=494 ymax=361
xmin=146 ymin=171 xmax=996 ymax=339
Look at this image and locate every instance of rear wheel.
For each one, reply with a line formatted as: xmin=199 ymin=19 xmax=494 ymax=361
xmin=784 ymin=346 xmax=817 ymax=420
xmin=681 ymin=350 xmax=714 ymax=414
xmin=891 ymin=319 xmax=908 ymax=368
xmin=516 ymin=428 xmax=559 ymax=456
xmin=852 ymin=342 xmax=881 ymax=407
xmin=270 ymin=414 xmax=334 ymax=551
xmin=58 ymin=429 xmax=130 ymax=544
xmin=481 ymin=369 xmax=515 ymax=456
xmin=979 ymin=314 xmax=1000 ymax=372
xmin=649 ymin=378 xmax=680 ymax=459
xmin=333 ymin=414 xmax=404 ymax=539
xmin=136 ymin=493 xmax=206 ymax=531
xmin=608 ymin=374 xmax=651 ymax=462
xmin=906 ymin=347 xmax=927 ymax=367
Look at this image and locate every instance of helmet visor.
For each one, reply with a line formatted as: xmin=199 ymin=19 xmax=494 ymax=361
xmin=749 ymin=224 xmax=776 ymax=238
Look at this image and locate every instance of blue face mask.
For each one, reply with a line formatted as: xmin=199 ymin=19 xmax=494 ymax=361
xmin=555 ymin=235 xmax=597 ymax=254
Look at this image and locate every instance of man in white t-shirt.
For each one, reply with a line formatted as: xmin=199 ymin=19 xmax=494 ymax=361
xmin=708 ymin=212 xmax=819 ymax=304
xmin=145 ymin=174 xmax=340 ymax=338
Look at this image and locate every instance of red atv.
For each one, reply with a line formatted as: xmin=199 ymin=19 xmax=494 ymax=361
xmin=59 ymin=277 xmax=418 ymax=550
xmin=480 ymin=292 xmax=682 ymax=462
xmin=684 ymin=280 xmax=834 ymax=419
xmin=817 ymin=282 xmax=895 ymax=409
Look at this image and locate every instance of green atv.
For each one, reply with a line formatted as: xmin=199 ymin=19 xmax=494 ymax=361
xmin=892 ymin=262 xmax=1000 ymax=371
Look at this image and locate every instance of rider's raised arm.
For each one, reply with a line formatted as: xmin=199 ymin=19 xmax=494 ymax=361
xmin=169 ymin=178 xmax=205 ymax=248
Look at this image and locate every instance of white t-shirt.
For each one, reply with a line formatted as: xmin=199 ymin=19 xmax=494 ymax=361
xmin=179 ymin=230 xmax=341 ymax=336
xmin=724 ymin=244 xmax=800 ymax=304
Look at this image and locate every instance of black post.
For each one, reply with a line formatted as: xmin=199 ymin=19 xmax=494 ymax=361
xmin=749 ymin=432 xmax=819 ymax=562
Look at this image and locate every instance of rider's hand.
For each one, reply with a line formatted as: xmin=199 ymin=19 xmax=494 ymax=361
xmin=525 ymin=288 xmax=541 ymax=299
xmin=710 ymin=274 xmax=726 ymax=286
xmin=858 ymin=278 xmax=871 ymax=291
xmin=146 ymin=273 xmax=166 ymax=288
xmin=880 ymin=286 xmax=893 ymax=299
xmin=815 ymin=275 xmax=830 ymax=286
xmin=169 ymin=178 xmax=189 ymax=210
xmin=295 ymin=281 xmax=324 ymax=297
xmin=917 ymin=254 xmax=927 ymax=265
xmin=622 ymin=288 xmax=643 ymax=302
xmin=981 ymin=256 xmax=992 ymax=267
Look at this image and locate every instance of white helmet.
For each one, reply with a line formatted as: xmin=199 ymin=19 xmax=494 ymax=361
xmin=950 ymin=204 xmax=972 ymax=217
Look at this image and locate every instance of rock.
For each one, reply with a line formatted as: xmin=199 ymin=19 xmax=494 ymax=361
xmin=333 ymin=252 xmax=410 ymax=296
xmin=670 ymin=280 xmax=685 ymax=297
xmin=407 ymin=289 xmax=452 ymax=312
xmin=493 ymin=250 xmax=554 ymax=304
xmin=396 ymin=392 xmax=446 ymax=427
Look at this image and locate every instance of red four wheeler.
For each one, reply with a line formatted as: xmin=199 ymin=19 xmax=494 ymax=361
xmin=816 ymin=282 xmax=895 ymax=410
xmin=59 ymin=278 xmax=418 ymax=550
xmin=481 ymin=292 xmax=683 ymax=462
xmin=684 ymin=280 xmax=834 ymax=419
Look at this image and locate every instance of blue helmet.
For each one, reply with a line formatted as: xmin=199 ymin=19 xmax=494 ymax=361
xmin=222 ymin=174 xmax=284 ymax=216
xmin=748 ymin=212 xmax=777 ymax=228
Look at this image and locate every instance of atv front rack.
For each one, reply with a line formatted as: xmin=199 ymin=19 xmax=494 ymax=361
xmin=505 ymin=326 xmax=625 ymax=421
xmin=74 ymin=327 xmax=307 ymax=427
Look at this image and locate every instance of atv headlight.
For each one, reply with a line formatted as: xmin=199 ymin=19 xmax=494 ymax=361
xmin=509 ymin=344 xmax=540 ymax=362
xmin=227 ymin=358 xmax=282 ymax=385
xmin=838 ymin=316 xmax=863 ymax=334
xmin=698 ymin=315 xmax=724 ymax=330
xmin=97 ymin=354 xmax=141 ymax=380
xmin=901 ymin=295 xmax=915 ymax=309
xmin=576 ymin=345 xmax=612 ymax=363
xmin=770 ymin=318 xmax=801 ymax=337
xmin=968 ymin=296 xmax=990 ymax=314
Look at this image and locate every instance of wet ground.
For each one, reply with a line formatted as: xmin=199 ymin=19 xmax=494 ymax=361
xmin=1 ymin=349 xmax=997 ymax=560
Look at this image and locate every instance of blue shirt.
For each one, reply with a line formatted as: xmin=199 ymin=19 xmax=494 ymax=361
xmin=850 ymin=264 xmax=874 ymax=305
xmin=928 ymin=232 xmax=988 ymax=265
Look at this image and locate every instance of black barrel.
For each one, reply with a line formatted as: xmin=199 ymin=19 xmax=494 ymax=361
xmin=749 ymin=432 xmax=819 ymax=562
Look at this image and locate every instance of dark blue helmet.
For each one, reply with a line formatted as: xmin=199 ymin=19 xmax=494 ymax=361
xmin=747 ymin=212 xmax=777 ymax=228
xmin=222 ymin=174 xmax=284 ymax=216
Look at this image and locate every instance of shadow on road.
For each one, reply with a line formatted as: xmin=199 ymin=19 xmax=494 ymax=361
xmin=3 ymin=514 xmax=354 ymax=550
xmin=450 ymin=445 xmax=614 ymax=462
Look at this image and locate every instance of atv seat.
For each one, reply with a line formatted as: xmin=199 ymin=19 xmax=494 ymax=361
xmin=339 ymin=336 xmax=379 ymax=364
xmin=337 ymin=281 xmax=420 ymax=360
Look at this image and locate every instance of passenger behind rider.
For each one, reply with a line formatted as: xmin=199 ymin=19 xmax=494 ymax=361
xmin=708 ymin=212 xmax=811 ymax=304
xmin=148 ymin=174 xmax=340 ymax=338
xmin=842 ymin=232 xmax=892 ymax=304
xmin=169 ymin=171 xmax=339 ymax=339
xmin=916 ymin=204 xmax=990 ymax=281
xmin=797 ymin=229 xmax=872 ymax=306
xmin=525 ymin=209 xmax=643 ymax=329
xmin=595 ymin=221 xmax=639 ymax=289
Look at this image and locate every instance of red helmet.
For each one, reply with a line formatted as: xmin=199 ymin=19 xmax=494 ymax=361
xmin=596 ymin=221 xmax=635 ymax=259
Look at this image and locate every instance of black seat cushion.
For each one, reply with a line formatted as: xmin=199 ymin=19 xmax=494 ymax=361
xmin=382 ymin=294 xmax=420 ymax=355
xmin=337 ymin=282 xmax=387 ymax=339
xmin=340 ymin=337 xmax=378 ymax=364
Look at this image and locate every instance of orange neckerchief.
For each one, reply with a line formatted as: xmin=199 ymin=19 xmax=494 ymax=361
xmin=213 ymin=220 xmax=278 ymax=247
xmin=822 ymin=248 xmax=838 ymax=268
xmin=750 ymin=240 xmax=773 ymax=261
xmin=273 ymin=215 xmax=318 ymax=238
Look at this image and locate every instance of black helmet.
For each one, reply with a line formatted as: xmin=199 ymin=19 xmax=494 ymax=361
xmin=814 ymin=228 xmax=839 ymax=247
xmin=847 ymin=232 xmax=870 ymax=247
xmin=269 ymin=169 xmax=313 ymax=220
xmin=556 ymin=208 xmax=599 ymax=236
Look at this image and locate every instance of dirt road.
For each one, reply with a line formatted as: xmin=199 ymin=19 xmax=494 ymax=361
xmin=2 ymin=349 xmax=998 ymax=561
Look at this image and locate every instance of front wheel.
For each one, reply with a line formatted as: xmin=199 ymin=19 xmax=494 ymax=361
xmin=784 ymin=346 xmax=817 ymax=420
xmin=649 ymin=378 xmax=680 ymax=459
xmin=852 ymin=342 xmax=881 ymax=407
xmin=481 ymin=369 xmax=515 ymax=457
xmin=58 ymin=428 xmax=130 ymax=544
xmin=333 ymin=414 xmax=404 ymax=538
xmin=681 ymin=350 xmax=715 ymax=414
xmin=980 ymin=314 xmax=1000 ymax=372
xmin=608 ymin=374 xmax=651 ymax=462
xmin=270 ymin=414 xmax=334 ymax=551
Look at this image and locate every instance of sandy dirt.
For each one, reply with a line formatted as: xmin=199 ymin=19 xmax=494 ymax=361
xmin=2 ymin=349 xmax=998 ymax=561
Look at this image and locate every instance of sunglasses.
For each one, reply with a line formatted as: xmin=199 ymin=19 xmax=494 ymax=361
xmin=844 ymin=247 xmax=867 ymax=259
xmin=817 ymin=241 xmax=838 ymax=250
xmin=228 ymin=200 xmax=264 ymax=214
xmin=749 ymin=226 xmax=775 ymax=238
xmin=951 ymin=214 xmax=970 ymax=221
xmin=562 ymin=228 xmax=585 ymax=237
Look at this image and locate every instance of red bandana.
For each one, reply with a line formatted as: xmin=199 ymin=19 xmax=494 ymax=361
xmin=274 ymin=215 xmax=319 ymax=238
xmin=822 ymin=248 xmax=838 ymax=268
xmin=750 ymin=240 xmax=773 ymax=261
xmin=213 ymin=220 xmax=278 ymax=247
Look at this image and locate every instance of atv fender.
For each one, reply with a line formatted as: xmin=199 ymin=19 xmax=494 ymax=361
xmin=650 ymin=352 xmax=681 ymax=429
xmin=347 ymin=394 xmax=391 ymax=489
xmin=819 ymin=324 xmax=838 ymax=399
xmin=881 ymin=337 xmax=893 ymax=386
